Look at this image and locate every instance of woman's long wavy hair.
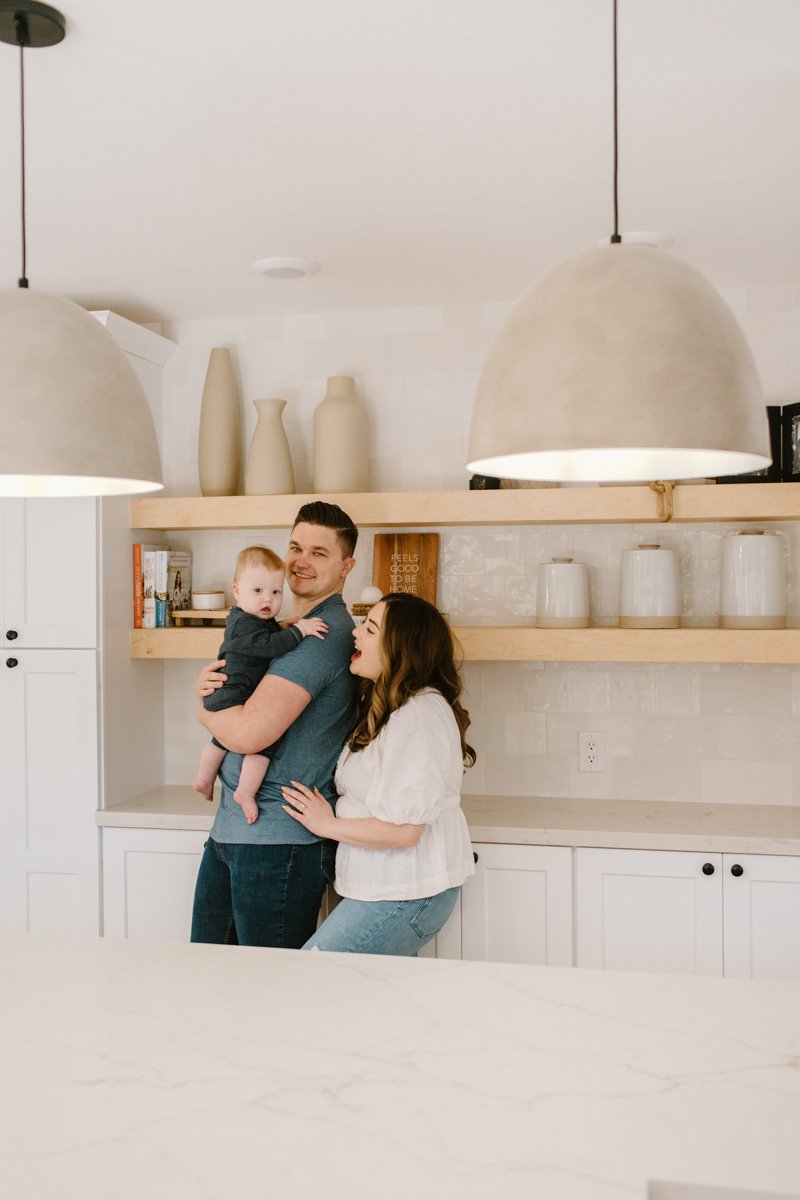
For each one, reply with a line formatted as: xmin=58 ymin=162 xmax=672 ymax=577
xmin=347 ymin=592 xmax=476 ymax=768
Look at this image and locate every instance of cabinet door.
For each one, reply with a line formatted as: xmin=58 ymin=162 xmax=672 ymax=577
xmin=102 ymin=827 xmax=207 ymax=942
xmin=1 ymin=498 xmax=97 ymax=648
xmin=723 ymin=853 xmax=800 ymax=981
xmin=460 ymin=843 xmax=573 ymax=966
xmin=0 ymin=648 xmax=100 ymax=935
xmin=576 ymin=848 xmax=723 ymax=975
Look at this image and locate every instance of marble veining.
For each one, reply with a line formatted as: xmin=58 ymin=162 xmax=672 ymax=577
xmin=0 ymin=934 xmax=798 ymax=1199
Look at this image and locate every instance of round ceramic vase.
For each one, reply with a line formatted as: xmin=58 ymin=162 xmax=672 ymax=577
xmin=536 ymin=557 xmax=590 ymax=628
xmin=619 ymin=543 xmax=681 ymax=628
xmin=244 ymin=398 xmax=295 ymax=495
xmin=312 ymin=376 xmax=370 ymax=493
xmin=719 ymin=529 xmax=786 ymax=628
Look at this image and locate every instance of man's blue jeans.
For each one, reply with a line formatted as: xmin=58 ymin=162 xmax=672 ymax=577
xmin=190 ymin=836 xmax=336 ymax=948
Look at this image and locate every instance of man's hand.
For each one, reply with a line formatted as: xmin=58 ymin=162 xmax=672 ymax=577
xmin=196 ymin=659 xmax=227 ymax=699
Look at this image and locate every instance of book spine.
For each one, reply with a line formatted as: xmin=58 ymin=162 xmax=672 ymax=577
xmin=132 ymin=543 xmax=144 ymax=629
xmin=154 ymin=549 xmax=170 ymax=628
xmin=142 ymin=549 xmax=157 ymax=628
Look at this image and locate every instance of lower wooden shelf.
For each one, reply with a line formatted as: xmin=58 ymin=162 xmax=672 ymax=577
xmin=131 ymin=625 xmax=800 ymax=664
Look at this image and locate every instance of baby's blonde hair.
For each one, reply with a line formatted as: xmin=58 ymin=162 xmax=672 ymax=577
xmin=234 ymin=545 xmax=284 ymax=582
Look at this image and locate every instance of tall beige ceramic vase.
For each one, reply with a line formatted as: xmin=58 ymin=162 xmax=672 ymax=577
xmin=198 ymin=347 xmax=242 ymax=496
xmin=312 ymin=375 xmax=370 ymax=493
xmin=244 ymin=398 xmax=296 ymax=495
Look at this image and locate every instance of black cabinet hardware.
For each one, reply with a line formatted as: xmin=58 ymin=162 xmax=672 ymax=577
xmin=701 ymin=862 xmax=715 ymax=875
xmin=730 ymin=863 xmax=744 ymax=877
xmin=473 ymin=851 xmax=479 ymax=864
xmin=6 ymin=657 xmax=18 ymax=668
xmin=5 ymin=630 xmax=18 ymax=640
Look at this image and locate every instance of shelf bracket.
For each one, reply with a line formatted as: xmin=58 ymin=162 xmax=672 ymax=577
xmin=649 ymin=479 xmax=676 ymax=522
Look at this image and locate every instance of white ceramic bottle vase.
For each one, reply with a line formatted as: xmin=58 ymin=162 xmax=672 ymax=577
xmin=536 ymin=557 xmax=590 ymax=628
xmin=719 ymin=528 xmax=786 ymax=628
xmin=244 ymin=398 xmax=296 ymax=495
xmin=312 ymin=375 xmax=370 ymax=493
xmin=619 ymin=543 xmax=681 ymax=628
xmin=198 ymin=347 xmax=242 ymax=496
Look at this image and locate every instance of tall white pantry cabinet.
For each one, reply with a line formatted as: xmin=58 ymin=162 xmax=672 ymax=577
xmin=0 ymin=314 xmax=174 ymax=936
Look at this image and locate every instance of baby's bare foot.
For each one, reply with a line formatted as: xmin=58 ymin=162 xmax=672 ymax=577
xmin=233 ymin=789 xmax=259 ymax=824
xmin=193 ymin=776 xmax=214 ymax=802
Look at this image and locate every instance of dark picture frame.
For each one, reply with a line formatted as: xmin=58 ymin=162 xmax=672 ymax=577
xmin=716 ymin=405 xmax=782 ymax=484
xmin=781 ymin=402 xmax=800 ymax=482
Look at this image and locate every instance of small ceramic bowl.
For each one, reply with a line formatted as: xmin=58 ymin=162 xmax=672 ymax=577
xmin=193 ymin=590 xmax=226 ymax=610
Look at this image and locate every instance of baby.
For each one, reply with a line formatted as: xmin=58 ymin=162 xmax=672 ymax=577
xmin=193 ymin=545 xmax=326 ymax=823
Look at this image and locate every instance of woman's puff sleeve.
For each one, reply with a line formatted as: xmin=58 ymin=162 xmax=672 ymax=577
xmin=362 ymin=692 xmax=462 ymax=825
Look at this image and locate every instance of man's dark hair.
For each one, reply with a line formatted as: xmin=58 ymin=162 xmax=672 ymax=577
xmin=292 ymin=501 xmax=358 ymax=557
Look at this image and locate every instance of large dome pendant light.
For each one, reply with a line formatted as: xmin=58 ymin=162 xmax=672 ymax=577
xmin=467 ymin=0 xmax=770 ymax=485
xmin=0 ymin=2 xmax=163 ymax=497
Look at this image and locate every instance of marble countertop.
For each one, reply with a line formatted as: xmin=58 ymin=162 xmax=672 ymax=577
xmin=97 ymin=787 xmax=800 ymax=855
xmin=1 ymin=933 xmax=798 ymax=1200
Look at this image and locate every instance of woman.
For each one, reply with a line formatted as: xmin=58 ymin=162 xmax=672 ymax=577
xmin=281 ymin=592 xmax=476 ymax=955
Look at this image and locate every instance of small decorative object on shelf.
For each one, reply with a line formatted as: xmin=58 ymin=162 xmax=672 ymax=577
xmin=468 ymin=474 xmax=501 ymax=489
xmin=781 ymin=402 xmax=800 ymax=482
xmin=312 ymin=376 xmax=370 ymax=493
xmin=717 ymin=406 xmax=781 ymax=484
xmin=719 ymin=529 xmax=786 ymax=629
xmin=536 ymin=558 xmax=590 ymax=628
xmin=351 ymin=584 xmax=383 ymax=625
xmin=244 ymin=398 xmax=295 ymax=495
xmin=372 ymin=533 xmax=439 ymax=603
xmin=198 ymin=347 xmax=242 ymax=496
xmin=619 ymin=543 xmax=681 ymax=628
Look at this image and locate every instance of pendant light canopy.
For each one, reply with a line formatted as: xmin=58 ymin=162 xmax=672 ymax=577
xmin=467 ymin=2 xmax=769 ymax=484
xmin=0 ymin=1 xmax=164 ymax=497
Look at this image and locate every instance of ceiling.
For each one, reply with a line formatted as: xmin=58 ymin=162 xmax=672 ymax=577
xmin=0 ymin=0 xmax=798 ymax=324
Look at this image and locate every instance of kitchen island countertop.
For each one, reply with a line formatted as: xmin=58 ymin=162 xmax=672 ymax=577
xmin=0 ymin=932 xmax=798 ymax=1200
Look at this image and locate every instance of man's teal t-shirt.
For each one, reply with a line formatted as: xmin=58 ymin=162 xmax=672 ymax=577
xmin=210 ymin=593 xmax=356 ymax=844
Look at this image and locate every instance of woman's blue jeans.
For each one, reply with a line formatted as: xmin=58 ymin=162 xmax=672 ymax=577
xmin=302 ymin=886 xmax=461 ymax=956
xmin=190 ymin=836 xmax=336 ymax=948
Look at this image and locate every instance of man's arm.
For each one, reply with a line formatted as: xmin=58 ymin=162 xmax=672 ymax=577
xmin=198 ymin=672 xmax=311 ymax=754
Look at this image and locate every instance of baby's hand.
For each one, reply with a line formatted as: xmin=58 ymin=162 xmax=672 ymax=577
xmin=294 ymin=617 xmax=328 ymax=640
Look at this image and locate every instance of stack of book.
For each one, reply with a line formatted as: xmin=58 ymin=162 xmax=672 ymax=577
xmin=132 ymin=545 xmax=193 ymax=628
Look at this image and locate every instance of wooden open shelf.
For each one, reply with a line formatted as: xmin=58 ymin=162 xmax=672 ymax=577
xmin=130 ymin=482 xmax=800 ymax=531
xmin=131 ymin=625 xmax=800 ymax=664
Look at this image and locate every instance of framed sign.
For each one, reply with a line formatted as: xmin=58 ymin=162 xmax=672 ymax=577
xmin=781 ymin=402 xmax=800 ymax=482
xmin=372 ymin=533 xmax=439 ymax=604
xmin=717 ymin=405 xmax=782 ymax=484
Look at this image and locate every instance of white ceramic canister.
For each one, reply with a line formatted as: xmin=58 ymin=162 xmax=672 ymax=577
xmin=619 ymin=543 xmax=681 ymax=628
xmin=536 ymin=557 xmax=590 ymax=628
xmin=719 ymin=528 xmax=786 ymax=629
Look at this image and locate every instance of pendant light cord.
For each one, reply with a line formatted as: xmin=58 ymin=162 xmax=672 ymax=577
xmin=610 ymin=0 xmax=621 ymax=244
xmin=16 ymin=15 xmax=29 ymax=287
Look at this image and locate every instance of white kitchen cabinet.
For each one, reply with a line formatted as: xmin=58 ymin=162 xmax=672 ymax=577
xmin=576 ymin=847 xmax=800 ymax=981
xmin=1 ymin=498 xmax=97 ymax=649
xmin=0 ymin=648 xmax=100 ymax=935
xmin=460 ymin=843 xmax=573 ymax=966
xmin=576 ymin=848 xmax=723 ymax=975
xmin=102 ymin=827 xmax=207 ymax=942
xmin=722 ymin=853 xmax=800 ymax=981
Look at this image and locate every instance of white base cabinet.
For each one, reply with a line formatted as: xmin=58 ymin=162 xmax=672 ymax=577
xmin=102 ymin=828 xmax=206 ymax=942
xmin=460 ymin=843 xmax=573 ymax=966
xmin=576 ymin=847 xmax=800 ymax=981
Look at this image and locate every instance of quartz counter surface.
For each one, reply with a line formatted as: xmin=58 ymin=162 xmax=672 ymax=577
xmin=97 ymin=787 xmax=800 ymax=855
xmin=1 ymin=933 xmax=798 ymax=1200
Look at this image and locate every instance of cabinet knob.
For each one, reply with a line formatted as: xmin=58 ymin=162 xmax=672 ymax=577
xmin=701 ymin=862 xmax=715 ymax=875
xmin=6 ymin=657 xmax=18 ymax=668
xmin=473 ymin=851 xmax=479 ymax=864
xmin=730 ymin=863 xmax=744 ymax=877
xmin=5 ymin=630 xmax=18 ymax=640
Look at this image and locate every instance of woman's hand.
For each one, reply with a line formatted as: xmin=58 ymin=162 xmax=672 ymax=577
xmin=196 ymin=659 xmax=227 ymax=699
xmin=281 ymin=781 xmax=337 ymax=839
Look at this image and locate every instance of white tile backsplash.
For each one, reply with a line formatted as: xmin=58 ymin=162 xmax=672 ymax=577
xmin=160 ymin=295 xmax=800 ymax=807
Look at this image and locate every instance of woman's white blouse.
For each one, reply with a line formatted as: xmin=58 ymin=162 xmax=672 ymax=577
xmin=333 ymin=689 xmax=475 ymax=901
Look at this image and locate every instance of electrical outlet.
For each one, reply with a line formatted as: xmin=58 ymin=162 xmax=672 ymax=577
xmin=578 ymin=730 xmax=605 ymax=772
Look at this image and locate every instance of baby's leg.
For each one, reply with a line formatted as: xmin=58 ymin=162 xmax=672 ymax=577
xmin=194 ymin=742 xmax=227 ymax=801
xmin=233 ymin=754 xmax=270 ymax=824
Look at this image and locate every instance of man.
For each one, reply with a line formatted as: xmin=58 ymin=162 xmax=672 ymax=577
xmin=190 ymin=500 xmax=358 ymax=948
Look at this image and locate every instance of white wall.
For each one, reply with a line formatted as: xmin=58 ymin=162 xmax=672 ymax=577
xmin=159 ymin=286 xmax=800 ymax=807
